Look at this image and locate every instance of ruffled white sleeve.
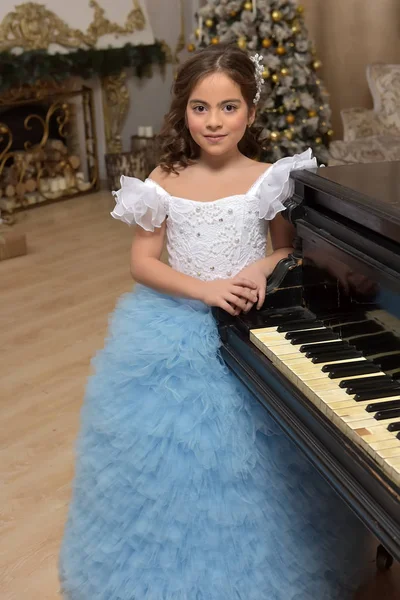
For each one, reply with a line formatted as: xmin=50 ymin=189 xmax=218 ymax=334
xmin=257 ymin=148 xmax=318 ymax=220
xmin=111 ymin=176 xmax=168 ymax=232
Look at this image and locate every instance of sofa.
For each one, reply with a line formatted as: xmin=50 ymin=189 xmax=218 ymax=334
xmin=328 ymin=64 xmax=400 ymax=166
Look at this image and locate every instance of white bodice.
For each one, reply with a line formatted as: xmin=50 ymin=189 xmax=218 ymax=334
xmin=111 ymin=149 xmax=317 ymax=281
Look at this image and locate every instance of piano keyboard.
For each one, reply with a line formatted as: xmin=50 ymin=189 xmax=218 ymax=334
xmin=249 ymin=310 xmax=400 ymax=486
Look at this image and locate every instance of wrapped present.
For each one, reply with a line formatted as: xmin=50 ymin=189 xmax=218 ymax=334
xmin=0 ymin=230 xmax=27 ymax=261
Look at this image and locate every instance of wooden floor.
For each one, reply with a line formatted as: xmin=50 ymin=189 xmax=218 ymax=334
xmin=1 ymin=191 xmax=399 ymax=599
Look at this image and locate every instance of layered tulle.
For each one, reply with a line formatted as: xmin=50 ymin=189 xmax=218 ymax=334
xmin=60 ymin=285 xmax=371 ymax=600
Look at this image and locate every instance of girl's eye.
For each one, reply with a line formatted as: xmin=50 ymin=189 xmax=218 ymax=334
xmin=193 ymin=106 xmax=206 ymax=113
xmin=224 ymin=105 xmax=237 ymax=112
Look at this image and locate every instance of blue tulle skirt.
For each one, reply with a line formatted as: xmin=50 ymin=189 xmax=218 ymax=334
xmin=59 ymin=285 xmax=372 ymax=600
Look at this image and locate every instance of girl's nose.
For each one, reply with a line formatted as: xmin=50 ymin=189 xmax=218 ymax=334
xmin=206 ymin=111 xmax=223 ymax=130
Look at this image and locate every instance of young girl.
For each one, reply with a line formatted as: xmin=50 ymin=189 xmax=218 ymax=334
xmin=60 ymin=44 xmax=371 ymax=600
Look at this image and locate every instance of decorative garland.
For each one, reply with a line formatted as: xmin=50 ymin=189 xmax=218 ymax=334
xmin=0 ymin=42 xmax=168 ymax=94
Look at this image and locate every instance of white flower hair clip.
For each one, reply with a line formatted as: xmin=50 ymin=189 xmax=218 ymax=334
xmin=250 ymin=53 xmax=264 ymax=105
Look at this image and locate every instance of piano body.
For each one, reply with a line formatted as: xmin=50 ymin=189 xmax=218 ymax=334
xmin=215 ymin=160 xmax=400 ymax=569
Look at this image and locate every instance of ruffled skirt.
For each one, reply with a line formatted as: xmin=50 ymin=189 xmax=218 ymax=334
xmin=59 ymin=285 xmax=372 ymax=600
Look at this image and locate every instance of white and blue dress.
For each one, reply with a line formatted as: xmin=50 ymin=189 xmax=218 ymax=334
xmin=59 ymin=150 xmax=371 ymax=600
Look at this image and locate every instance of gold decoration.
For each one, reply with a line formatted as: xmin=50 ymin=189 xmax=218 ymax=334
xmin=195 ymin=28 xmax=201 ymax=38
xmin=286 ymin=114 xmax=295 ymax=124
xmin=262 ymin=68 xmax=270 ymax=79
xmin=271 ymin=73 xmax=279 ymax=83
xmin=291 ymin=24 xmax=300 ymax=34
xmin=0 ymin=0 xmax=145 ymax=51
xmin=278 ymin=106 xmax=285 ymax=114
xmin=172 ymin=0 xmax=186 ymax=63
xmin=281 ymin=67 xmax=289 ymax=76
xmin=102 ymin=72 xmax=129 ymax=154
xmin=244 ymin=2 xmax=253 ymax=10
xmin=272 ymin=10 xmax=283 ymax=22
xmin=205 ymin=18 xmax=214 ymax=27
xmin=315 ymin=137 xmax=322 ymax=144
xmin=313 ymin=59 xmax=322 ymax=70
xmin=276 ymin=46 xmax=286 ymax=56
xmin=316 ymin=79 xmax=321 ymax=85
xmin=297 ymin=5 xmax=305 ymax=14
xmin=262 ymin=38 xmax=272 ymax=48
xmin=270 ymin=131 xmax=280 ymax=141
xmin=0 ymin=82 xmax=98 ymax=216
xmin=237 ymin=37 xmax=247 ymax=49
xmin=328 ymin=129 xmax=334 ymax=137
xmin=187 ymin=43 xmax=196 ymax=52
xmin=283 ymin=130 xmax=293 ymax=140
xmin=308 ymin=110 xmax=317 ymax=118
xmin=230 ymin=10 xmax=237 ymax=17
xmin=211 ymin=36 xmax=219 ymax=45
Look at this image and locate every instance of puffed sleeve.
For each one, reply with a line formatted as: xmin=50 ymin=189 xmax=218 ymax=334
xmin=257 ymin=148 xmax=318 ymax=220
xmin=111 ymin=176 xmax=168 ymax=232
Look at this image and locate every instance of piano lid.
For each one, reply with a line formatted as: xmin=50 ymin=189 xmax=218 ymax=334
xmin=290 ymin=161 xmax=400 ymax=245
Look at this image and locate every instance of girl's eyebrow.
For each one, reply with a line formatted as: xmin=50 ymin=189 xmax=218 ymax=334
xmin=188 ymin=99 xmax=242 ymax=106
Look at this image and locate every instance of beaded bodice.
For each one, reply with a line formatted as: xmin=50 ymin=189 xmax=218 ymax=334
xmin=153 ymin=189 xmax=267 ymax=281
xmin=111 ymin=149 xmax=317 ymax=281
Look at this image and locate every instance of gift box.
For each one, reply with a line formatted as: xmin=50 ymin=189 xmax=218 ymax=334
xmin=0 ymin=230 xmax=27 ymax=261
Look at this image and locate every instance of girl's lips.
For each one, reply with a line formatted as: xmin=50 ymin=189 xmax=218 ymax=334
xmin=204 ymin=135 xmax=227 ymax=143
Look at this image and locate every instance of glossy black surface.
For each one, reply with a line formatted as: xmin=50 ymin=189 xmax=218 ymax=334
xmin=214 ymin=161 xmax=400 ymax=563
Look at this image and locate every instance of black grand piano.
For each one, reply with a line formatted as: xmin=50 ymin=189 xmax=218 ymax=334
xmin=215 ymin=160 xmax=400 ymax=570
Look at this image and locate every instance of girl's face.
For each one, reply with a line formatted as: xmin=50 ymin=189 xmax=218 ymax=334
xmin=186 ymin=72 xmax=255 ymax=157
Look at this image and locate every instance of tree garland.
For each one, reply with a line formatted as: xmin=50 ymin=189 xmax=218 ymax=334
xmin=0 ymin=42 xmax=168 ymax=93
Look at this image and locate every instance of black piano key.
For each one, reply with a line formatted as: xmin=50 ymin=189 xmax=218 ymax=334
xmin=339 ymin=375 xmax=392 ymax=389
xmin=277 ymin=319 xmax=323 ymax=333
xmin=299 ymin=340 xmax=350 ymax=353
xmin=397 ymin=432 xmax=400 ymax=440
xmin=372 ymin=354 xmax=400 ymax=371
xmin=345 ymin=380 xmax=399 ymax=394
xmin=322 ymin=361 xmax=381 ymax=379
xmin=331 ymin=320 xmax=383 ymax=337
xmin=311 ymin=349 xmax=363 ymax=364
xmin=354 ymin=387 xmax=400 ymax=402
xmin=387 ymin=422 xmax=400 ymax=432
xmin=286 ymin=330 xmax=340 ymax=345
xmin=366 ymin=400 xmax=400 ymax=413
xmin=375 ymin=408 xmax=400 ymax=420
xmin=350 ymin=333 xmax=400 ymax=354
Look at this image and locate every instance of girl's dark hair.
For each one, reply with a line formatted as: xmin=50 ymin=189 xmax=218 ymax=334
xmin=158 ymin=43 xmax=262 ymax=174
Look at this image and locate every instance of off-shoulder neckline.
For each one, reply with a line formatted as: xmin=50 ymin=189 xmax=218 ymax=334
xmin=146 ymin=163 xmax=273 ymax=205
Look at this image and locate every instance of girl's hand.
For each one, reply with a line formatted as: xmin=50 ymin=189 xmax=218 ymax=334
xmin=200 ymin=277 xmax=258 ymax=316
xmin=237 ymin=262 xmax=267 ymax=311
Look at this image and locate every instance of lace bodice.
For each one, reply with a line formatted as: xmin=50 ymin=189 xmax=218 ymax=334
xmin=111 ymin=149 xmax=317 ymax=281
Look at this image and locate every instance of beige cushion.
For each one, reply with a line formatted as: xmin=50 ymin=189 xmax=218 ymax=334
xmin=367 ymin=64 xmax=400 ymax=134
xmin=329 ymin=135 xmax=400 ymax=165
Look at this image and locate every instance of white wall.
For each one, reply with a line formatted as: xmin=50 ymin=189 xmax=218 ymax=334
xmin=119 ymin=0 xmax=199 ymax=150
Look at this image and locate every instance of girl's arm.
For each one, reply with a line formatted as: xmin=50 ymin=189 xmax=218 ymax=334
xmin=130 ymin=224 xmax=259 ymax=315
xmin=258 ymin=212 xmax=295 ymax=277
xmin=237 ymin=213 xmax=295 ymax=310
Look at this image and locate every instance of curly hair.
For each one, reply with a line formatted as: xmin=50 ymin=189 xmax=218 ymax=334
xmin=158 ymin=43 xmax=263 ymax=174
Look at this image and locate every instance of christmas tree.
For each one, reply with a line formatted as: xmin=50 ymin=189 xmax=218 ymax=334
xmin=189 ymin=0 xmax=333 ymax=163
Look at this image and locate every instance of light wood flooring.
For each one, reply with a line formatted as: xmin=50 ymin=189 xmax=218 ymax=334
xmin=1 ymin=191 xmax=399 ymax=599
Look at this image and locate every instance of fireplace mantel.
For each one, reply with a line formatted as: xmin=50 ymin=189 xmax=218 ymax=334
xmin=0 ymin=0 xmax=155 ymax=53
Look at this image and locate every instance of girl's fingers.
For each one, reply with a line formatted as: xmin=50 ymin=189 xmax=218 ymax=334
xmin=231 ymin=285 xmax=258 ymax=303
xmin=226 ymin=292 xmax=247 ymax=312
xmin=220 ymin=300 xmax=236 ymax=316
xmin=233 ymin=277 xmax=258 ymax=289
xmin=257 ymin=285 xmax=266 ymax=310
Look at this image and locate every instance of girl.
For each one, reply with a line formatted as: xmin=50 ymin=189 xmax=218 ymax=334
xmin=59 ymin=44 xmax=371 ymax=600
